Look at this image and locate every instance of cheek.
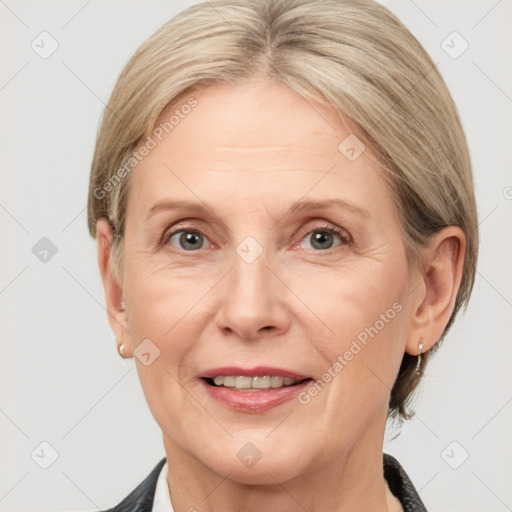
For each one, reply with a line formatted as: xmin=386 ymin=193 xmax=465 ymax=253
xmin=296 ymin=255 xmax=411 ymax=405
xmin=125 ymin=280 xmax=213 ymax=442
xmin=122 ymin=262 xmax=215 ymax=405
xmin=124 ymin=248 xmax=219 ymax=338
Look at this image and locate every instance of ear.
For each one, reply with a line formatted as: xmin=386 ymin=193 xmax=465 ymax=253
xmin=96 ymin=218 xmax=131 ymax=356
xmin=405 ymin=226 xmax=466 ymax=356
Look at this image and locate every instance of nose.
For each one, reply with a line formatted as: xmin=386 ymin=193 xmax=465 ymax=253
xmin=214 ymin=247 xmax=290 ymax=341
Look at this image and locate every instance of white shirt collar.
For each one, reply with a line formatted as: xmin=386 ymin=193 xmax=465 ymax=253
xmin=152 ymin=461 xmax=175 ymax=512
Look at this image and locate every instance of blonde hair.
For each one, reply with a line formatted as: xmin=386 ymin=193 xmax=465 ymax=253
xmin=87 ymin=0 xmax=478 ymax=420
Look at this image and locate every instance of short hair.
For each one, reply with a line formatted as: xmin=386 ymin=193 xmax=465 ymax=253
xmin=87 ymin=0 xmax=479 ymax=421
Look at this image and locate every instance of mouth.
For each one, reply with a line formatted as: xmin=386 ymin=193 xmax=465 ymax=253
xmin=198 ymin=367 xmax=313 ymax=413
xmin=202 ymin=375 xmax=312 ymax=391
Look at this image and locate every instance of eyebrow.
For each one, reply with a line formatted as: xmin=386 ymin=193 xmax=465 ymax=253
xmin=146 ymin=197 xmax=369 ymax=221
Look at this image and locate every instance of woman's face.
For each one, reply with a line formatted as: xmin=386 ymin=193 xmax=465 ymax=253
xmin=119 ymin=79 xmax=419 ymax=482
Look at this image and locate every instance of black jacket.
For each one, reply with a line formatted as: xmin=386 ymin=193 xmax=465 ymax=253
xmin=102 ymin=453 xmax=427 ymax=511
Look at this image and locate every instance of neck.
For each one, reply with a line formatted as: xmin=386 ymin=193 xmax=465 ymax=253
xmin=163 ymin=409 xmax=398 ymax=512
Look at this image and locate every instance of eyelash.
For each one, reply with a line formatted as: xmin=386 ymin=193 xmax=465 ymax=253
xmin=162 ymin=222 xmax=352 ymax=253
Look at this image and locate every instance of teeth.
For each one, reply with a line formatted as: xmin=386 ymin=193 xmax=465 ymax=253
xmin=235 ymin=376 xmax=252 ymax=389
xmin=222 ymin=376 xmax=236 ymax=387
xmin=252 ymin=376 xmax=271 ymax=389
xmin=210 ymin=375 xmax=302 ymax=390
xmin=271 ymin=376 xmax=284 ymax=388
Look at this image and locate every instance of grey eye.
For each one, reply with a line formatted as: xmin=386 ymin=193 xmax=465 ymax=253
xmin=300 ymin=229 xmax=343 ymax=250
xmin=168 ymin=230 xmax=208 ymax=250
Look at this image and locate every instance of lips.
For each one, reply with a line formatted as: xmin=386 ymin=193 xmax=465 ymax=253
xmin=198 ymin=366 xmax=313 ymax=413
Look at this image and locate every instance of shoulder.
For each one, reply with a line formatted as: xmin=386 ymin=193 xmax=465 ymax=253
xmin=383 ymin=453 xmax=428 ymax=512
xmin=101 ymin=457 xmax=167 ymax=512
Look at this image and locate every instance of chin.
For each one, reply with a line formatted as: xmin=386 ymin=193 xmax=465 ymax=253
xmin=213 ymin=457 xmax=305 ymax=486
xmin=197 ymin=436 xmax=313 ymax=485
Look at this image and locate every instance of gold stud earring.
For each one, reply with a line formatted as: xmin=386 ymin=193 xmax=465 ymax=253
xmin=118 ymin=344 xmax=127 ymax=358
xmin=415 ymin=337 xmax=424 ymax=375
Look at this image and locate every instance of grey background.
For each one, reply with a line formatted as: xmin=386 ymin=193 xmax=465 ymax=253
xmin=1 ymin=1 xmax=511 ymax=511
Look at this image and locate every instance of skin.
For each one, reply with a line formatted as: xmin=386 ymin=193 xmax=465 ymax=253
xmin=96 ymin=78 xmax=466 ymax=512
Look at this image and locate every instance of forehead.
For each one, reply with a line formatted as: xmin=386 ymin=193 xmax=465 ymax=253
xmin=152 ymin=79 xmax=359 ymax=164
xmin=127 ymin=79 xmax=396 ymax=220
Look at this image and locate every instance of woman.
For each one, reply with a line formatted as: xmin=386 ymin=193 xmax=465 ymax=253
xmin=88 ymin=0 xmax=478 ymax=510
